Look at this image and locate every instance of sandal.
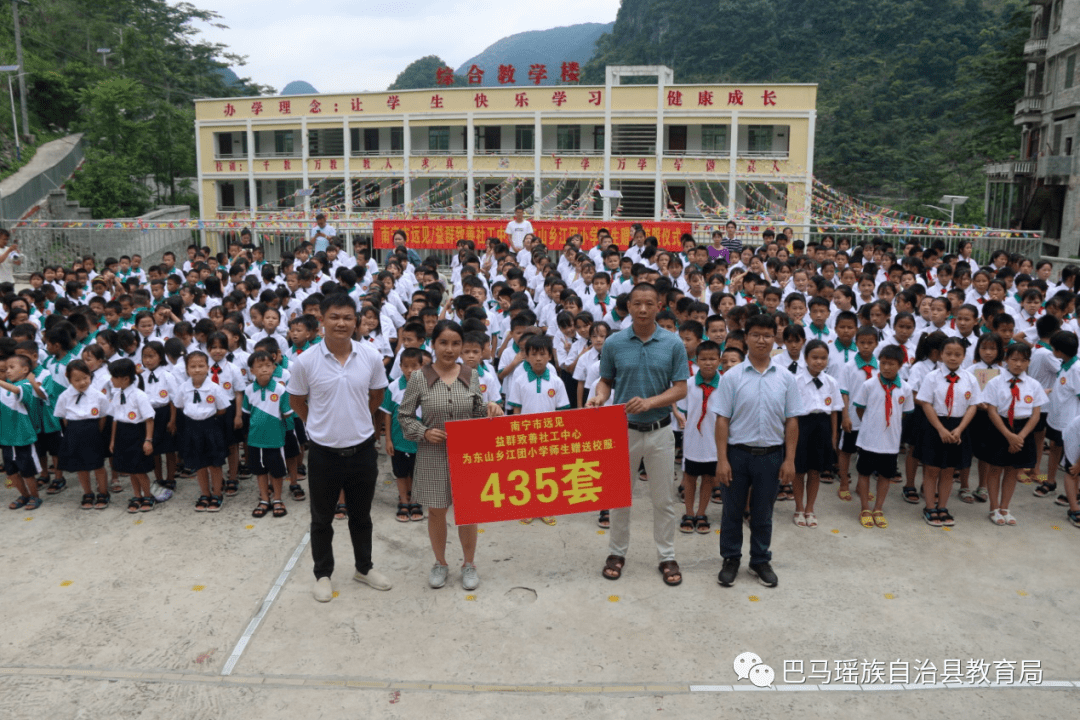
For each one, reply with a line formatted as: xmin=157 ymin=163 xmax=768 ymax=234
xmin=194 ymin=495 xmax=211 ymax=512
xmin=837 ymin=488 xmax=853 ymax=502
xmin=271 ymin=499 xmax=287 ymax=518
xmin=711 ymin=486 xmax=723 ymax=504
xmin=602 ymin=554 xmax=625 ymax=580
xmin=1068 ymin=510 xmax=1080 ymax=528
xmin=804 ymin=512 xmax=818 ymax=528
xmin=989 ymin=509 xmax=1006 ymax=526
xmin=793 ymin=511 xmax=807 ymax=527
xmin=958 ymin=488 xmax=975 ymax=504
xmin=94 ymin=492 xmax=110 ymax=510
xmin=36 ymin=474 xmax=50 ymax=488
xmin=519 ymin=517 xmax=534 ymax=525
xmin=289 ymin=484 xmax=306 ymax=501
xmin=252 ymin=500 xmax=270 ymax=518
xmin=938 ymin=509 xmax=955 ymax=527
xmin=695 ymin=515 xmax=711 ymax=534
xmin=902 ymin=486 xmax=920 ymax=504
xmin=679 ymin=514 xmax=696 ymax=534
xmin=409 ymin=503 xmax=424 ymax=521
xmin=80 ymin=493 xmax=95 ymax=510
xmin=777 ymin=484 xmax=793 ymax=501
xmin=1054 ymin=493 xmax=1078 ymax=507
xmin=23 ymin=496 xmax=42 ymax=510
xmin=334 ymin=503 xmax=347 ymax=520
xmin=395 ymin=502 xmax=410 ymax=523
xmin=597 ymin=510 xmax=610 ymax=528
xmin=1017 ymin=471 xmax=1033 ymax=484
xmin=207 ymin=495 xmax=223 ymax=513
xmin=224 ymin=479 xmax=239 ymax=497
xmin=161 ymin=480 xmax=177 ymax=491
xmin=1033 ymin=480 xmax=1057 ymax=497
xmin=871 ymin=510 xmax=888 ymax=528
xmin=923 ymin=507 xmax=942 ymax=527
xmin=973 ymin=486 xmax=989 ymax=503
xmin=1000 ymin=509 xmax=1017 ymax=526
xmin=140 ymin=496 xmax=156 ymax=512
xmin=8 ymin=495 xmax=29 ymax=510
xmin=820 ymin=471 xmax=835 ymax=484
xmin=659 ymin=560 xmax=682 ymax=586
xmin=45 ymin=477 xmax=66 ymax=495
xmin=127 ymin=497 xmax=142 ymax=514
xmin=540 ymin=516 xmax=557 ymax=526
xmin=859 ymin=511 xmax=874 ymax=528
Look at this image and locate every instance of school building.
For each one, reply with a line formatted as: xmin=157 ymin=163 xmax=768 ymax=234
xmin=984 ymin=0 xmax=1080 ymax=256
xmin=193 ymin=66 xmax=817 ymax=232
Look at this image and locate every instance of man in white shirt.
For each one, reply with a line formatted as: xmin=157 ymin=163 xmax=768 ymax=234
xmin=0 ymin=229 xmax=21 ymax=285
xmin=504 ymin=206 xmax=533 ymax=254
xmin=310 ymin=213 xmax=337 ymax=254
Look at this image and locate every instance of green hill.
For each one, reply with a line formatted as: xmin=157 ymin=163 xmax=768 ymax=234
xmin=454 ymin=23 xmax=614 ymax=86
xmin=583 ymin=0 xmax=1028 ymax=223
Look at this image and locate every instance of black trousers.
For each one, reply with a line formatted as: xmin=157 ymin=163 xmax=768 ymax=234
xmin=309 ymin=440 xmax=378 ymax=579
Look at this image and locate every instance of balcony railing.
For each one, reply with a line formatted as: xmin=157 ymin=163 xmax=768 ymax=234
xmin=1024 ymin=38 xmax=1048 ymax=58
xmin=984 ymin=160 xmax=1036 ymax=176
xmin=1014 ymin=95 xmax=1043 ymax=116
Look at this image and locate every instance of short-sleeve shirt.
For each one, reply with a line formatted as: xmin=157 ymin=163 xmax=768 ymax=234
xmin=710 ymin=360 xmax=804 ymax=447
xmin=982 ymin=372 xmax=1049 ymax=421
xmin=379 ymin=375 xmax=418 ymax=454
xmin=599 ymin=323 xmax=690 ymax=424
xmin=475 ymin=364 xmax=502 ymax=405
xmin=174 ymin=379 xmax=231 ymax=420
xmin=54 ymin=386 xmax=110 ymax=421
xmin=243 ymin=379 xmax=292 ymax=449
xmin=310 ymin=223 xmax=337 ymax=253
xmin=795 ymin=369 xmax=842 ymax=415
xmin=287 ymin=339 xmax=389 ymax=447
xmin=1047 ymin=357 xmax=1080 ymax=431
xmin=0 ymin=380 xmax=37 ymax=446
xmin=143 ymin=368 xmax=178 ymax=408
xmin=851 ymin=374 xmax=913 ymax=454
xmin=684 ymin=371 xmax=720 ymax=462
xmin=506 ymin=364 xmax=570 ymax=414
xmin=109 ymin=387 xmax=155 ymax=424
xmin=505 ymin=219 xmax=534 ymax=252
xmin=917 ymin=368 xmax=982 ymax=418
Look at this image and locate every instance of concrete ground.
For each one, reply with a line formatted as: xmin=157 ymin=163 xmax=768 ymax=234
xmin=0 ymin=450 xmax=1077 ymax=719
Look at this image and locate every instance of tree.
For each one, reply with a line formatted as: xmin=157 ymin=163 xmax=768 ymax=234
xmin=388 ymin=55 xmax=465 ymax=90
xmin=67 ymin=149 xmax=151 ymax=218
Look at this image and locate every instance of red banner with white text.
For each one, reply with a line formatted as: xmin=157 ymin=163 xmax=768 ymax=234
xmin=372 ymin=220 xmax=693 ymax=252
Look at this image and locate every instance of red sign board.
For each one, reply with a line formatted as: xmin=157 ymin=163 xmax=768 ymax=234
xmin=373 ymin=219 xmax=693 ymax=252
xmin=445 ymin=406 xmax=633 ymax=525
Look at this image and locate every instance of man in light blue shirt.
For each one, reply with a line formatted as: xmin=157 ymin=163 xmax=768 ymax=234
xmin=310 ymin=213 xmax=337 ymax=254
xmin=711 ymin=314 xmax=802 ymax=589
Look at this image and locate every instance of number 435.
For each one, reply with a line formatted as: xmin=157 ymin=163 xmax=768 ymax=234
xmin=481 ymin=469 xmax=558 ymax=507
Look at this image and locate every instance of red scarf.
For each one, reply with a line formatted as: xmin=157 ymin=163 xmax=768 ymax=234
xmin=697 ymin=383 xmax=715 ymax=433
xmin=1008 ymin=376 xmax=1020 ymax=426
xmin=881 ymin=377 xmax=895 ymax=427
xmin=211 ymin=364 xmax=221 ymax=385
xmin=944 ymin=372 xmax=959 ymax=416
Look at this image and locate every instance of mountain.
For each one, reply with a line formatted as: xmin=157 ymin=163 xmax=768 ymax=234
xmin=282 ymin=80 xmax=319 ymax=95
xmin=454 ymin=22 xmax=614 ymax=86
xmin=582 ymin=0 xmax=1027 ymax=224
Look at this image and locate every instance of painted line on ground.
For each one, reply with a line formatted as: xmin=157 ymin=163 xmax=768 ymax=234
xmin=220 ymin=531 xmax=310 ymax=676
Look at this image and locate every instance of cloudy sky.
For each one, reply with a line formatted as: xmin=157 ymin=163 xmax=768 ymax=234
xmin=194 ymin=0 xmax=622 ymax=94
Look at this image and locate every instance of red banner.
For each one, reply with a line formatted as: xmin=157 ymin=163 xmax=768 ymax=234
xmin=372 ymin=220 xmax=693 ymax=252
xmin=445 ymin=406 xmax=633 ymax=525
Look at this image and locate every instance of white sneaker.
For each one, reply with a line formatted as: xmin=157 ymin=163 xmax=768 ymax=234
xmin=313 ymin=577 xmax=333 ymax=602
xmin=429 ymin=564 xmax=449 ymax=589
xmin=461 ymin=562 xmax=480 ymax=591
xmin=353 ymin=569 xmax=392 ymax=591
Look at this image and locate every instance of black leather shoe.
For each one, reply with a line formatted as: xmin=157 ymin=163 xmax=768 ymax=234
xmin=748 ymin=562 xmax=778 ymax=588
xmin=717 ymin=557 xmax=739 ymax=587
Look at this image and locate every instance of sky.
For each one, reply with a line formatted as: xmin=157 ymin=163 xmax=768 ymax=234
xmin=193 ymin=0 xmax=623 ymax=95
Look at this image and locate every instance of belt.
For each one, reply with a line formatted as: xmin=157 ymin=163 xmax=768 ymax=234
xmin=312 ymin=436 xmax=375 ymax=457
xmin=730 ymin=443 xmax=783 ymax=456
xmin=627 ymin=416 xmax=671 ymax=433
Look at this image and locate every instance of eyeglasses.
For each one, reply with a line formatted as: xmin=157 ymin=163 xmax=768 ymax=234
xmin=748 ymin=334 xmax=773 ymax=343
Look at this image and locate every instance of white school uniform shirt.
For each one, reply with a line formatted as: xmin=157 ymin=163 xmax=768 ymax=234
xmin=981 ymin=371 xmax=1048 ymax=422
xmin=505 ymin=363 xmax=570 ymax=414
xmin=851 ymin=374 xmax=913 ymax=455
xmin=869 ymin=324 xmax=894 ymax=346
xmin=572 ymin=348 xmax=601 ymax=385
xmin=143 ymin=366 xmax=178 ymax=408
xmin=555 ymin=334 xmax=587 ymax=370
xmin=918 ymin=367 xmax=982 ymax=418
xmin=683 ymin=371 xmax=720 ymax=463
xmin=965 ymin=290 xmax=990 ymax=307
xmin=208 ymin=359 xmax=245 ymax=398
xmin=955 ymin=334 xmax=978 ymax=368
xmin=360 ymin=332 xmax=394 ymax=359
xmin=1028 ymin=344 xmax=1060 ymax=393
xmin=925 ymin=321 xmax=960 ymax=338
xmin=795 ymin=368 xmax=842 ymax=416
xmin=826 ymin=339 xmax=858 ymax=380
xmin=474 ymin=363 xmax=502 ymax=405
xmin=225 ymin=349 xmax=251 ymax=379
xmin=109 ymin=386 xmax=155 ymax=425
xmin=1047 ymin=357 xmax=1080 ymax=431
xmin=907 ymin=359 xmax=938 ymax=397
xmin=771 ymin=349 xmax=805 ymax=375
xmin=54 ymin=386 xmax=110 ymax=421
xmin=1060 ymin=414 xmax=1080 ymax=468
xmin=173 ymin=378 xmax=231 ymax=420
xmin=840 ymin=355 xmax=879 ymax=432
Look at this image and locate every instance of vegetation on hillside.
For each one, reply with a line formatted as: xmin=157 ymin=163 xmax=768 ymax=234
xmin=0 ymin=0 xmax=272 ymax=218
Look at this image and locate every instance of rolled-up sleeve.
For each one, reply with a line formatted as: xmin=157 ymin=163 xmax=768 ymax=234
xmin=398 ymin=372 xmax=428 ymax=442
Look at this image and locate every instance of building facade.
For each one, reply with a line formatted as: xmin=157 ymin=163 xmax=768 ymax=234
xmin=985 ymin=0 xmax=1080 ymax=256
xmin=193 ymin=66 xmax=816 ymax=234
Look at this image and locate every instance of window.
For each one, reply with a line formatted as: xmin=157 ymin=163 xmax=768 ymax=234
xmin=515 ymin=180 xmax=534 ymax=208
xmin=275 ymin=130 xmax=294 ymax=155
xmin=364 ymin=128 xmax=380 ymax=153
xmin=220 ymin=182 xmax=234 ymax=208
xmin=701 ymin=125 xmax=729 ymax=154
xmin=428 ymin=126 xmax=450 ymax=153
xmin=1052 ymin=123 xmax=1063 ymax=154
xmin=390 ymin=127 xmax=403 ymax=153
xmin=557 ymin=125 xmax=581 ymax=151
xmin=515 ymin=125 xmax=534 ymax=152
xmin=1066 ymin=54 xmax=1076 ymax=89
xmin=1066 ymin=136 xmax=1074 ymax=156
xmin=391 ymin=184 xmax=404 ymax=207
xmin=747 ymin=126 xmax=774 ymax=154
xmin=275 ymin=180 xmax=299 ymax=207
xmin=593 ymin=126 xmax=605 ymax=153
xmin=1052 ymin=0 xmax=1063 ymax=32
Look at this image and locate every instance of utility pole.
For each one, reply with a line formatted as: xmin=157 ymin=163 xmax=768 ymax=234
xmin=11 ymin=0 xmax=28 ymax=139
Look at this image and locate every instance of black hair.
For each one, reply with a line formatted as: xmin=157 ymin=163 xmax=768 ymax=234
xmin=878 ymin=345 xmax=906 ymax=364
xmin=1049 ymin=330 xmax=1079 ymax=358
xmin=1004 ymin=343 xmax=1032 ymax=361
xmin=65 ymin=358 xmax=92 ymax=380
xmin=803 ymin=338 xmax=828 ymax=359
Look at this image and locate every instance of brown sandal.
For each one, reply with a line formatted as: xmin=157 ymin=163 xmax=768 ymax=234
xmin=602 ymin=554 xmax=625 ymax=580
xmin=659 ymin=560 xmax=682 ymax=586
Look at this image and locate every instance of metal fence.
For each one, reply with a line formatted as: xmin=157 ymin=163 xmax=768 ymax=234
xmin=0 ymin=136 xmax=84 ymax=222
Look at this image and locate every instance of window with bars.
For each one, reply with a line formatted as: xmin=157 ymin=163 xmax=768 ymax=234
xmin=428 ymin=126 xmax=450 ymax=152
xmin=557 ymin=125 xmax=581 ymax=151
xmin=701 ymin=125 xmax=729 ymax=154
